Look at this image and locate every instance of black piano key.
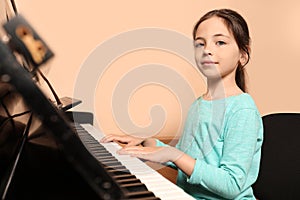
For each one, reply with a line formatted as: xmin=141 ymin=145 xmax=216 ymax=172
xmin=95 ymin=156 xmax=119 ymax=162
xmin=122 ymin=182 xmax=149 ymax=192
xmin=104 ymin=165 xmax=126 ymax=171
xmin=101 ymin=160 xmax=122 ymax=166
xmin=104 ymin=165 xmax=127 ymax=171
xmin=88 ymin=145 xmax=106 ymax=149
xmin=116 ymin=178 xmax=141 ymax=184
xmin=113 ymin=175 xmax=143 ymax=188
xmin=93 ymin=152 xmax=112 ymax=157
xmin=107 ymin=169 xmax=131 ymax=176
xmin=92 ymin=152 xmax=112 ymax=157
xmin=125 ymin=191 xmax=161 ymax=200
xmin=114 ymin=174 xmax=137 ymax=180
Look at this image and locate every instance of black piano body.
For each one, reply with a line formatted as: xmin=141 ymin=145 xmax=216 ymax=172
xmin=2 ymin=124 xmax=104 ymax=200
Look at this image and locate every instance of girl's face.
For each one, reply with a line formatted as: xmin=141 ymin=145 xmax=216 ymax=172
xmin=194 ymin=16 xmax=244 ymax=80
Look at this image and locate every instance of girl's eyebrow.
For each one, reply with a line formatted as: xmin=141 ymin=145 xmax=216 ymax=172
xmin=194 ymin=33 xmax=230 ymax=41
xmin=194 ymin=36 xmax=204 ymax=41
xmin=213 ymin=33 xmax=230 ymax=38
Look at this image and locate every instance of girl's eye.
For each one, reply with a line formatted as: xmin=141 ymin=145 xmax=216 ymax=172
xmin=216 ymin=41 xmax=226 ymax=46
xmin=194 ymin=42 xmax=204 ymax=48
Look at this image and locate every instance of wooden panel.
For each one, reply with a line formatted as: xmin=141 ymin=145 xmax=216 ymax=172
xmin=146 ymin=162 xmax=178 ymax=184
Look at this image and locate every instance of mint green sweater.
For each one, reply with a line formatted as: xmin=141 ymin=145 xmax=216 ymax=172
xmin=156 ymin=93 xmax=263 ymax=199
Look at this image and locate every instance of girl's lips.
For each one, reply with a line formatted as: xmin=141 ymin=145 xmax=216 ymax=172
xmin=201 ymin=61 xmax=218 ymax=65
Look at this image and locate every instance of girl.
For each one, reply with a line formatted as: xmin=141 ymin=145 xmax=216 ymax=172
xmin=101 ymin=9 xmax=263 ymax=200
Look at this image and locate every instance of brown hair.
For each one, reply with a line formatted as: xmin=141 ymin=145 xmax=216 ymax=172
xmin=193 ymin=9 xmax=251 ymax=92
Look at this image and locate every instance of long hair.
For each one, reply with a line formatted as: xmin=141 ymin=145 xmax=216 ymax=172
xmin=193 ymin=9 xmax=251 ymax=92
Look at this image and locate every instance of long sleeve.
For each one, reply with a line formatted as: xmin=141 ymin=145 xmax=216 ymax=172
xmin=187 ymin=108 xmax=263 ymax=199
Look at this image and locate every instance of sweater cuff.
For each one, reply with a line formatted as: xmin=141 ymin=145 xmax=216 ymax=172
xmin=155 ymin=139 xmax=169 ymax=147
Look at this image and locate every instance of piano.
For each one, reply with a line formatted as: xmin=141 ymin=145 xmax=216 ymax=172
xmin=0 ymin=29 xmax=194 ymax=200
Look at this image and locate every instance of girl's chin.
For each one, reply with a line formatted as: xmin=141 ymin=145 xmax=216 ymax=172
xmin=197 ymin=68 xmax=221 ymax=79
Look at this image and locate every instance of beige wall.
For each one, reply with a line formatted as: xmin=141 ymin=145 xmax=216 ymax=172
xmin=14 ymin=0 xmax=300 ymax=138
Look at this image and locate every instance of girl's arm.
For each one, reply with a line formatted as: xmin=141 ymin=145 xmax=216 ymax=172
xmin=173 ymin=153 xmax=196 ymax=176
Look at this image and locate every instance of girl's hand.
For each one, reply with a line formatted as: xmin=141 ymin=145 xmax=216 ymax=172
xmin=100 ymin=134 xmax=145 ymax=147
xmin=117 ymin=146 xmax=184 ymax=163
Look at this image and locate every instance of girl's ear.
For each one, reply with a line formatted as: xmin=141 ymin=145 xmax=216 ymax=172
xmin=239 ymin=53 xmax=248 ymax=66
xmin=240 ymin=47 xmax=250 ymax=66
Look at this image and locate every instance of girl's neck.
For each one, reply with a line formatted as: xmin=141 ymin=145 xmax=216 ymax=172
xmin=203 ymin=78 xmax=243 ymax=100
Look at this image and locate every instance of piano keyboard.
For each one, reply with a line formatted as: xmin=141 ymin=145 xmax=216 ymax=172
xmin=76 ymin=123 xmax=195 ymax=200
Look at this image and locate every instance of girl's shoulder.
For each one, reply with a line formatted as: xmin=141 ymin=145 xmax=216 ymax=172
xmin=228 ymin=93 xmax=256 ymax=106
xmin=226 ymin=93 xmax=260 ymax=114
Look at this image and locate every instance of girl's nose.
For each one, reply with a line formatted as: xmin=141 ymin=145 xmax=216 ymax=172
xmin=203 ymin=48 xmax=212 ymax=56
xmin=202 ymin=44 xmax=213 ymax=56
